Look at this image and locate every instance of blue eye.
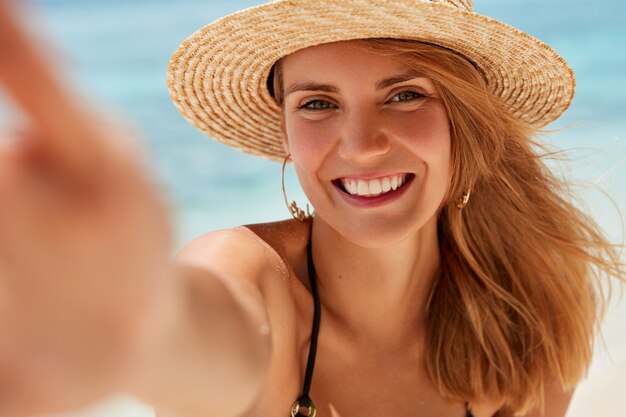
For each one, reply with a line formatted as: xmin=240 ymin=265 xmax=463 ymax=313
xmin=300 ymin=100 xmax=336 ymax=110
xmin=389 ymin=91 xmax=426 ymax=102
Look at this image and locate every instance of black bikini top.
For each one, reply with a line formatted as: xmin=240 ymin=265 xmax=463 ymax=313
xmin=290 ymin=235 xmax=474 ymax=417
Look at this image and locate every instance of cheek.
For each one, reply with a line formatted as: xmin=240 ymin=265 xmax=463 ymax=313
xmin=285 ymin=118 xmax=336 ymax=166
xmin=389 ymin=106 xmax=450 ymax=146
xmin=390 ymin=107 xmax=451 ymax=158
xmin=392 ymin=106 xmax=452 ymax=196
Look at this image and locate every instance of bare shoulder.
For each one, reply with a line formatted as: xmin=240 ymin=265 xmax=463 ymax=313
xmin=166 ymin=220 xmax=313 ymax=417
xmin=152 ymin=222 xmax=311 ymax=417
xmin=175 ymin=218 xmax=311 ymax=298
xmin=242 ymin=219 xmax=311 ymax=269
xmin=175 ymin=226 xmax=271 ymax=286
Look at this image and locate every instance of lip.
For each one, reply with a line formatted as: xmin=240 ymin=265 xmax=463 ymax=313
xmin=332 ymin=173 xmax=415 ymax=207
xmin=335 ymin=171 xmax=409 ymax=181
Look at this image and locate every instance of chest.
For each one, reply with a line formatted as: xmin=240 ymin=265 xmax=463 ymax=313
xmin=246 ymin=344 xmax=475 ymax=417
xmin=308 ymin=354 xmax=470 ymax=417
xmin=245 ymin=301 xmax=476 ymax=417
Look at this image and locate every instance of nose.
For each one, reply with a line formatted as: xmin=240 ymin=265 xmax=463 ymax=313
xmin=337 ymin=108 xmax=391 ymax=162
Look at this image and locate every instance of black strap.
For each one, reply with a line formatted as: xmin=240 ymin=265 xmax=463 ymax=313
xmin=293 ymin=234 xmax=321 ymax=416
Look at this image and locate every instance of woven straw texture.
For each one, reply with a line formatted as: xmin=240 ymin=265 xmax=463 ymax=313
xmin=167 ymin=0 xmax=575 ymax=162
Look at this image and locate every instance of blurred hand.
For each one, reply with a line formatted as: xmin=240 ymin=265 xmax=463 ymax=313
xmin=0 ymin=2 xmax=173 ymax=415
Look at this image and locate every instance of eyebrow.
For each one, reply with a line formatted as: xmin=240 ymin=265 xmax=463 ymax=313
xmin=376 ymin=70 xmax=425 ymax=90
xmin=285 ymin=70 xmax=426 ymax=97
xmin=285 ymin=81 xmax=339 ymax=96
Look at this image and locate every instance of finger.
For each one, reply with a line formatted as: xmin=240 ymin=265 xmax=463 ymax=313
xmin=0 ymin=2 xmax=105 ymax=173
xmin=0 ymin=2 xmax=80 ymax=126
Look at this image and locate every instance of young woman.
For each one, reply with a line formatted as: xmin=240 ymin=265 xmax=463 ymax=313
xmin=0 ymin=1 xmax=622 ymax=417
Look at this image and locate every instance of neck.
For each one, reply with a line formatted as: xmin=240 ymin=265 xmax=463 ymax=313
xmin=310 ymin=215 xmax=440 ymax=351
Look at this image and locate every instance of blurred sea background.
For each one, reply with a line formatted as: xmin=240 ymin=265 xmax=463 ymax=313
xmin=8 ymin=0 xmax=626 ymax=416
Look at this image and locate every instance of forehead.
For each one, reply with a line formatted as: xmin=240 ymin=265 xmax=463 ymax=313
xmin=280 ymin=40 xmax=415 ymax=83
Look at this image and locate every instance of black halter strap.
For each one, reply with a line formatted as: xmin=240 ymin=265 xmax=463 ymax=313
xmin=292 ymin=234 xmax=321 ymax=417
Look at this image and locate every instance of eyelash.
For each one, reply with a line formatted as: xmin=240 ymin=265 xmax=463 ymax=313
xmin=388 ymin=90 xmax=426 ymax=103
xmin=298 ymin=90 xmax=427 ymax=111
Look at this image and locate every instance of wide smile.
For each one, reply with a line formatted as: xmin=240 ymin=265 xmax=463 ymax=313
xmin=331 ymin=173 xmax=415 ymax=207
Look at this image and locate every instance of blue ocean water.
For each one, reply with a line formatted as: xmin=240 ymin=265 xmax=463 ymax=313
xmin=29 ymin=0 xmax=626 ymax=246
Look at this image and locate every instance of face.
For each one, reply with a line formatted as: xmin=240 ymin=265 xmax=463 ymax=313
xmin=280 ymin=41 xmax=452 ymax=247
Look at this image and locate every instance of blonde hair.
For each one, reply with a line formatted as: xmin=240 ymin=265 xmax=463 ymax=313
xmin=272 ymin=39 xmax=624 ymax=415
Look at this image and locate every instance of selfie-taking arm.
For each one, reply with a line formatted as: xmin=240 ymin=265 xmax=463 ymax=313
xmin=0 ymin=2 xmax=270 ymax=417
xmin=131 ymin=231 xmax=273 ymax=417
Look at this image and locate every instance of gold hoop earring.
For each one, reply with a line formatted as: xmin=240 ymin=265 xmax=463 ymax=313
xmin=456 ymin=188 xmax=472 ymax=209
xmin=282 ymin=154 xmax=313 ymax=221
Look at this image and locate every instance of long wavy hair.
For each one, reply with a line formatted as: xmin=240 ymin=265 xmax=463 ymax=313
xmin=271 ymin=38 xmax=624 ymax=415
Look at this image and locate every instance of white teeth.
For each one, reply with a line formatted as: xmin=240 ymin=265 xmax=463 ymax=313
xmin=357 ymin=180 xmax=369 ymax=195
xmin=381 ymin=177 xmax=391 ymax=193
xmin=340 ymin=174 xmax=409 ymax=197
xmin=369 ymin=179 xmax=382 ymax=195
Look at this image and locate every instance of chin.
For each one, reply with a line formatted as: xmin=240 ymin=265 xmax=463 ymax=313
xmin=317 ymin=209 xmax=439 ymax=249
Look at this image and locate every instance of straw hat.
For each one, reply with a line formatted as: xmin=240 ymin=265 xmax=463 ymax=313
xmin=167 ymin=0 xmax=575 ymax=162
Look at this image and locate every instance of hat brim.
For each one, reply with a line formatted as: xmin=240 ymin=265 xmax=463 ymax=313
xmin=167 ymin=0 xmax=575 ymax=162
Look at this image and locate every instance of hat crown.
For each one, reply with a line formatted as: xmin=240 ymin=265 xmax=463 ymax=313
xmin=267 ymin=0 xmax=474 ymax=13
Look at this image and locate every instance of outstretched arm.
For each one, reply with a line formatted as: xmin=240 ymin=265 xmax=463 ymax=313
xmin=131 ymin=230 xmax=274 ymax=417
xmin=0 ymin=2 xmax=270 ymax=416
